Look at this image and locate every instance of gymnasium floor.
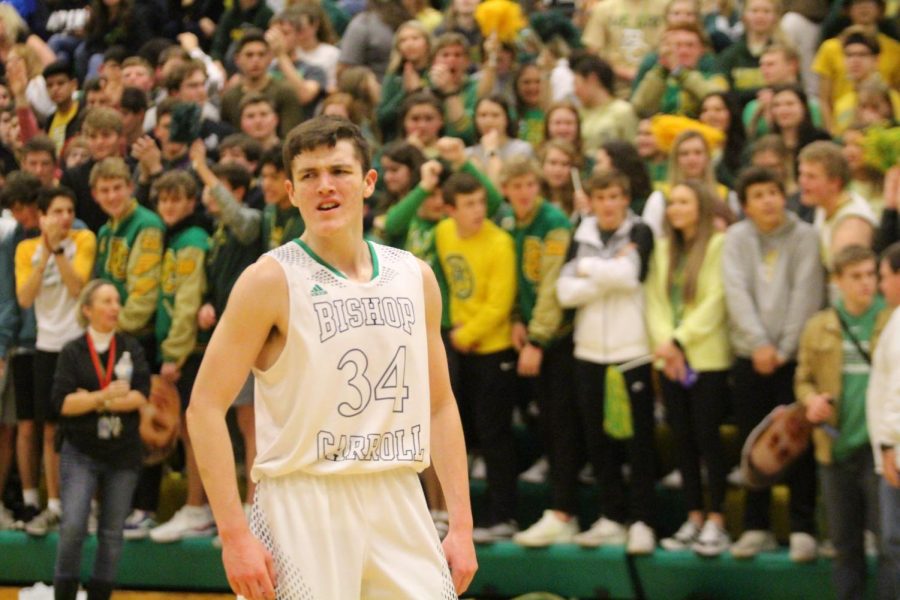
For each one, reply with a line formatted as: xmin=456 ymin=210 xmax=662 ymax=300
xmin=0 ymin=591 xmax=233 ymax=599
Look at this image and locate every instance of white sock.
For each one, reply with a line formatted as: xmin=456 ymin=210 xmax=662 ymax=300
xmin=22 ymin=488 xmax=39 ymax=507
xmin=47 ymin=498 xmax=62 ymax=515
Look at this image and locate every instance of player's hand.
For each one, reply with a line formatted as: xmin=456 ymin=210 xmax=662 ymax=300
xmin=442 ymin=528 xmax=477 ymax=595
xmin=517 ymin=343 xmax=543 ymax=377
xmin=883 ymin=448 xmax=899 ymax=488
xmin=222 ymin=531 xmax=276 ymax=600
xmin=804 ymin=393 xmax=833 ymax=424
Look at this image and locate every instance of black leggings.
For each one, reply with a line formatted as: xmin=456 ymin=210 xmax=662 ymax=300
xmin=660 ymin=370 xmax=729 ymax=514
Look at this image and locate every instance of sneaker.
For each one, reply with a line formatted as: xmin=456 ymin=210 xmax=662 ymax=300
xmin=149 ymin=504 xmax=216 ymax=543
xmin=0 ymin=505 xmax=16 ymax=530
xmin=789 ymin=532 xmax=817 ymax=563
xmin=472 ymin=520 xmax=519 ymax=544
xmin=513 ymin=511 xmax=578 ymax=547
xmin=123 ymin=510 xmax=157 ymax=540
xmin=731 ymin=530 xmax=777 ymax=559
xmin=470 ymin=456 xmax=487 ymax=480
xmin=627 ymin=521 xmax=656 ymax=555
xmin=13 ymin=504 xmax=40 ymax=530
xmin=692 ymin=520 xmax=731 ymax=557
xmin=661 ymin=520 xmax=702 ymax=551
xmin=518 ymin=456 xmax=549 ymax=484
xmin=25 ymin=509 xmax=61 ymax=536
xmin=573 ymin=517 xmax=627 ymax=548
xmin=660 ymin=470 xmax=683 ymax=489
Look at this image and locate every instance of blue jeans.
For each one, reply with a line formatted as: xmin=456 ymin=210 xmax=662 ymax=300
xmin=820 ymin=448 xmax=891 ymax=600
xmin=881 ymin=477 xmax=900 ymax=598
xmin=55 ymin=440 xmax=139 ymax=585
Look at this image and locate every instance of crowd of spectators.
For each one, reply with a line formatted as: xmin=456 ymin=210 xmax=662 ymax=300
xmin=0 ymin=0 xmax=899 ymax=597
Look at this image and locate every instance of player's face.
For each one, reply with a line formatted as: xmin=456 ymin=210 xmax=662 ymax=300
xmin=286 ymin=140 xmax=377 ymax=236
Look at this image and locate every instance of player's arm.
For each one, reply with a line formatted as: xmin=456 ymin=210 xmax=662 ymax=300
xmin=419 ymin=260 xmax=477 ymax=595
xmin=186 ymin=257 xmax=285 ymax=600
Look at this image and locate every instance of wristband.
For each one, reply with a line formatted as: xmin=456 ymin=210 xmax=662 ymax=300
xmin=52 ymin=246 xmax=65 ymax=255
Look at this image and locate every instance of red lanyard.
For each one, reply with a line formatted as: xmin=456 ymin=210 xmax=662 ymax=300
xmin=86 ymin=333 xmax=117 ymax=390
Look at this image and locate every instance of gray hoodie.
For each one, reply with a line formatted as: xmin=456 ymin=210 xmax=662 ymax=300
xmin=723 ymin=212 xmax=825 ymax=360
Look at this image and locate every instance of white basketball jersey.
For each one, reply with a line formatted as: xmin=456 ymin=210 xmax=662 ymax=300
xmin=251 ymin=240 xmax=431 ymax=480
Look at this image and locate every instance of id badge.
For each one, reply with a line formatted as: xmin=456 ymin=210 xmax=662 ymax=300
xmin=97 ymin=416 xmax=111 ymax=439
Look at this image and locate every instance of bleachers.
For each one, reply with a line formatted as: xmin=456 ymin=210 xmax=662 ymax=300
xmin=0 ymin=470 xmax=881 ymax=599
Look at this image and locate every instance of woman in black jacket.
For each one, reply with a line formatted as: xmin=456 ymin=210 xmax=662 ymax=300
xmin=53 ymin=279 xmax=151 ymax=600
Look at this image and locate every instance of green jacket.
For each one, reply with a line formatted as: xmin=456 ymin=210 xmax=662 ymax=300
xmin=510 ymin=200 xmax=572 ymax=346
xmin=156 ymin=222 xmax=209 ymax=364
xmin=95 ymin=201 xmax=164 ymax=335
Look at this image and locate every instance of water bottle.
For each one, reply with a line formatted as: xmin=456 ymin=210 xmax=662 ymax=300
xmin=114 ymin=351 xmax=133 ymax=383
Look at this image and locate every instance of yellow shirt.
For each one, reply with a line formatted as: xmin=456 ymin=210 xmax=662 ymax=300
xmin=833 ymin=87 xmax=900 ymax=135
xmin=582 ymin=0 xmax=669 ymax=71
xmin=435 ymin=218 xmax=516 ymax=354
xmin=812 ymin=34 xmax=900 ymax=107
xmin=645 ymin=233 xmax=732 ymax=371
xmin=48 ymin=102 xmax=79 ymax=156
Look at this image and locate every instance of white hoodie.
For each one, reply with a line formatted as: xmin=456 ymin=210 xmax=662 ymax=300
xmin=556 ymin=214 xmax=653 ymax=364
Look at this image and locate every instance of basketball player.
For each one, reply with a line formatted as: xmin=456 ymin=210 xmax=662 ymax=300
xmin=186 ymin=116 xmax=477 ymax=599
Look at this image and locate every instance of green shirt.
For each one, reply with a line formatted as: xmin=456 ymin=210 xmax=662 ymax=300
xmin=833 ymin=296 xmax=886 ymax=461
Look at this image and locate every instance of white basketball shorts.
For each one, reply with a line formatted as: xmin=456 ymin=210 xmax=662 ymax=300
xmin=244 ymin=468 xmax=457 ymax=599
